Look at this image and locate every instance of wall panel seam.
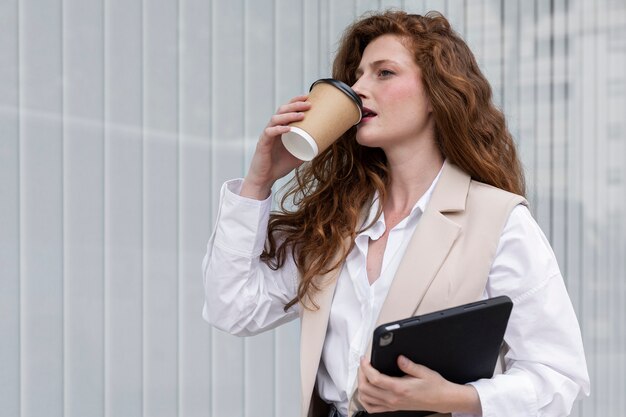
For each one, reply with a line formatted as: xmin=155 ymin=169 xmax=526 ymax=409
xmin=243 ymin=0 xmax=249 ymax=414
xmin=176 ymin=0 xmax=182 ymax=416
xmin=102 ymin=0 xmax=109 ymax=416
xmin=16 ymin=0 xmax=22 ymax=415
xmin=209 ymin=0 xmax=216 ymax=415
xmin=61 ymin=0 xmax=67 ymax=413
xmin=140 ymin=0 xmax=146 ymax=415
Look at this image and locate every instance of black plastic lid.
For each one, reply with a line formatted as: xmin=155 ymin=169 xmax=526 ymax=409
xmin=309 ymin=78 xmax=363 ymax=109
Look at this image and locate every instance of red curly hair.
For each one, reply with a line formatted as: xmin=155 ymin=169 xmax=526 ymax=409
xmin=261 ymin=10 xmax=526 ymax=311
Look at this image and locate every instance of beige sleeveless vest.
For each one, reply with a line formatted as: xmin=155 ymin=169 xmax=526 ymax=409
xmin=300 ymin=161 xmax=527 ymax=417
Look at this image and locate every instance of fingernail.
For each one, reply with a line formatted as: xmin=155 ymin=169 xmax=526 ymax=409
xmin=398 ymin=355 xmax=408 ymax=366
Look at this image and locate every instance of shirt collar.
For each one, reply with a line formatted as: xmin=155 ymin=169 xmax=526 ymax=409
xmin=358 ymin=162 xmax=445 ymax=240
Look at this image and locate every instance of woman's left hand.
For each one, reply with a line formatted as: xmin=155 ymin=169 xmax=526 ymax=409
xmin=357 ymin=356 xmax=482 ymax=414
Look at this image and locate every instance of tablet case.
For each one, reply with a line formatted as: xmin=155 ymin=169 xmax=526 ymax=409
xmin=368 ymin=295 xmax=513 ymax=416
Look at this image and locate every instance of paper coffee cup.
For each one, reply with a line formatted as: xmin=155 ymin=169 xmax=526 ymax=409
xmin=281 ymin=78 xmax=362 ymax=161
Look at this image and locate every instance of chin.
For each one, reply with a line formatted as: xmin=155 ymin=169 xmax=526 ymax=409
xmin=355 ymin=131 xmax=382 ymax=148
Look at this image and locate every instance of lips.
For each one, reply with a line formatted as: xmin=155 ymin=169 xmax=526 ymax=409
xmin=361 ymin=106 xmax=377 ymax=121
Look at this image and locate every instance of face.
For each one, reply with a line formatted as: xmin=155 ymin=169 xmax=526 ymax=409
xmin=352 ymin=34 xmax=434 ymax=151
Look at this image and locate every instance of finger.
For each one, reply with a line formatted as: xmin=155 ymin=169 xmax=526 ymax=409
xmin=260 ymin=125 xmax=291 ymax=142
xmin=358 ymin=382 xmax=389 ymax=404
xmin=288 ymin=94 xmax=309 ymax=103
xmin=276 ymin=100 xmax=311 ymax=115
xmin=268 ymin=112 xmax=306 ymax=128
xmin=358 ymin=392 xmax=391 ymax=414
xmin=358 ymin=369 xmax=389 ymax=402
xmin=360 ymin=357 xmax=396 ymax=390
xmin=358 ymin=361 xmax=366 ymax=386
xmin=397 ymin=355 xmax=431 ymax=379
xmin=357 ymin=363 xmax=387 ymax=403
xmin=358 ymin=383 xmax=391 ymax=413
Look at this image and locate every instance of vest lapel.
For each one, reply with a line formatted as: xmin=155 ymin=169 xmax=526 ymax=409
xmin=374 ymin=208 xmax=460 ymax=329
xmin=300 ymin=248 xmax=346 ymax=416
xmin=299 ymin=201 xmax=374 ymax=416
xmin=374 ymin=161 xmax=469 ymax=329
xmin=348 ymin=162 xmax=470 ymax=415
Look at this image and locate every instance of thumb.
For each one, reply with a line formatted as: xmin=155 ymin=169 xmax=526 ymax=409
xmin=397 ymin=355 xmax=429 ymax=378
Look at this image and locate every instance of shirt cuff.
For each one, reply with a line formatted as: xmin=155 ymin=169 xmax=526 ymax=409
xmin=466 ymin=369 xmax=537 ymax=417
xmin=213 ymin=179 xmax=272 ymax=257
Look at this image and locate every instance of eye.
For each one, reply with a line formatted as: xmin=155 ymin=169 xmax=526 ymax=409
xmin=378 ymin=69 xmax=395 ymax=78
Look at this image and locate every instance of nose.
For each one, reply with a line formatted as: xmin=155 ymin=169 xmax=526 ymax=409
xmin=351 ymin=78 xmax=367 ymax=99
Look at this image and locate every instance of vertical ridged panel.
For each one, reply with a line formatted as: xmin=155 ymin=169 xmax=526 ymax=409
xmin=0 ymin=0 xmax=20 ymax=415
xmin=465 ymin=0 xmax=485 ymax=68
xmin=242 ymin=0 xmax=277 ymax=416
xmin=104 ymin=0 xmax=144 ymax=415
xmin=605 ymin=2 xmax=625 ymax=411
xmin=402 ymin=0 xmax=419 ymax=14
xmin=593 ymin=0 xmax=610 ymax=414
xmin=357 ymin=0 xmax=379 ymax=16
xmin=534 ymin=0 xmax=553 ymax=233
xmin=318 ymin=0 xmax=331 ymax=77
xmin=210 ymin=1 xmax=246 ymax=416
xmin=403 ymin=0 xmax=426 ymax=14
xmin=518 ymin=0 xmax=537 ymax=211
xmin=63 ymin=0 xmax=105 ymax=415
xmin=564 ymin=3 xmax=584 ymax=414
xmin=142 ymin=0 xmax=180 ymax=414
xmin=330 ymin=0 xmax=357 ymax=48
xmin=19 ymin=0 xmax=65 ymax=415
xmin=274 ymin=1 xmax=306 ymax=415
xmin=304 ymin=0 xmax=323 ymax=83
xmin=178 ymin=0 xmax=212 ymax=415
xmin=19 ymin=0 xmax=64 ymax=415
xmin=446 ymin=0 xmax=466 ymax=37
xmin=425 ymin=0 xmax=444 ymax=14
xmin=502 ymin=0 xmax=520 ymax=143
xmin=551 ymin=0 xmax=568 ymax=269
xmin=580 ymin=0 xmax=598 ymax=414
xmin=564 ymin=0 xmax=583 ymax=316
xmin=2 ymin=1 xmax=626 ymax=416
xmin=242 ymin=0 xmax=277 ymax=412
xmin=482 ymin=0 xmax=503 ymax=109
xmin=381 ymin=0 xmax=403 ymax=10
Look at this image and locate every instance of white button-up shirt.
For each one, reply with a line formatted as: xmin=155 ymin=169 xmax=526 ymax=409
xmin=317 ymin=170 xmax=440 ymax=414
xmin=202 ymin=177 xmax=590 ymax=417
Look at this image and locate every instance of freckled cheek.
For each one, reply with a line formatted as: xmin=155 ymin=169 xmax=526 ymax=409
xmin=383 ymin=85 xmax=415 ymax=102
xmin=391 ymin=100 xmax=427 ymax=121
xmin=383 ymin=85 xmax=428 ymax=113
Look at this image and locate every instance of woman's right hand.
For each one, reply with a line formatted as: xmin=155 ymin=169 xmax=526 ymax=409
xmin=240 ymin=95 xmax=311 ymax=200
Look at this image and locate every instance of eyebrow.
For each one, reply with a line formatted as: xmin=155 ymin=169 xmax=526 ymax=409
xmin=355 ymin=59 xmax=400 ymax=77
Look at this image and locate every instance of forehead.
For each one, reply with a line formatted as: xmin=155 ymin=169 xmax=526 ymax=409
xmin=359 ymin=34 xmax=415 ymax=65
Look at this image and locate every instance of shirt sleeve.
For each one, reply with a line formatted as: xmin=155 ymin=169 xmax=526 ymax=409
xmin=453 ymin=205 xmax=590 ymax=417
xmin=201 ymin=179 xmax=300 ymax=336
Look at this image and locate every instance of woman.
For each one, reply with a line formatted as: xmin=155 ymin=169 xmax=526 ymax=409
xmin=203 ymin=10 xmax=589 ymax=417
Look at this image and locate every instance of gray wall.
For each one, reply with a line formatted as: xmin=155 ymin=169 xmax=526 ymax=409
xmin=0 ymin=0 xmax=624 ymax=416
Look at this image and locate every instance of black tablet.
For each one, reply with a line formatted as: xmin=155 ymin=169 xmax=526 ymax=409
xmin=369 ymin=296 xmax=513 ymax=416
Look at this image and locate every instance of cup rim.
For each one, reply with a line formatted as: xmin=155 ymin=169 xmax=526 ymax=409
xmin=309 ymin=78 xmax=363 ymax=124
xmin=281 ymin=126 xmax=318 ymax=161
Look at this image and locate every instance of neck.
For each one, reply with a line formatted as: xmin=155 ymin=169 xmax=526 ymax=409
xmin=383 ymin=140 xmax=444 ymax=214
